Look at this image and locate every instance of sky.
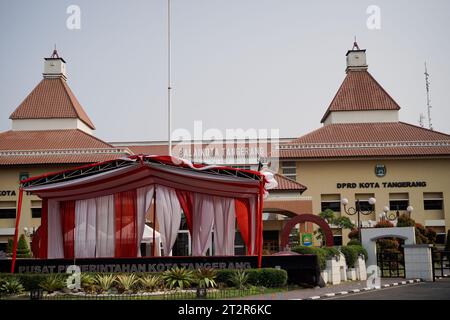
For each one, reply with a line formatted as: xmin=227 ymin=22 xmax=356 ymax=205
xmin=1 ymin=0 xmax=449 ymax=143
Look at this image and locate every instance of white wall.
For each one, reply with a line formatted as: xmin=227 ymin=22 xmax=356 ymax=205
xmin=11 ymin=118 xmax=93 ymax=135
xmin=323 ymin=110 xmax=399 ymax=125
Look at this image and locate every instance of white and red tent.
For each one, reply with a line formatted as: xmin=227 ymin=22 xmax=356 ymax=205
xmin=11 ymin=155 xmax=277 ymax=272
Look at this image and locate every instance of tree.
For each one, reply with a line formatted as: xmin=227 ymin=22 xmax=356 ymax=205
xmin=16 ymin=234 xmax=31 ymax=258
xmin=314 ymin=209 xmax=355 ymax=245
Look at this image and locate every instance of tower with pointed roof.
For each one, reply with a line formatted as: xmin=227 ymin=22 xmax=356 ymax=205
xmin=321 ymin=41 xmax=400 ymax=125
xmin=9 ymin=49 xmax=95 ymax=134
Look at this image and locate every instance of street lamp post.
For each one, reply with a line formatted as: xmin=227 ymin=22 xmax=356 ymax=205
xmin=379 ymin=205 xmax=414 ymax=222
xmin=341 ymin=197 xmax=376 ymax=241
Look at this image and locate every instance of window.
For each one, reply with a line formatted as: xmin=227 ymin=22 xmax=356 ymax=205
xmin=0 ymin=201 xmax=16 ymax=219
xmin=31 ymin=200 xmax=42 ymax=218
xmin=281 ymin=161 xmax=297 ymax=180
xmin=436 ymin=233 xmax=446 ymax=245
xmin=333 ymin=235 xmax=342 ymax=246
xmin=424 ymin=192 xmax=443 ymax=210
xmin=355 ymin=194 xmax=375 ymax=211
xmin=389 ymin=193 xmax=409 ymax=211
xmin=321 ymin=194 xmax=341 ymax=212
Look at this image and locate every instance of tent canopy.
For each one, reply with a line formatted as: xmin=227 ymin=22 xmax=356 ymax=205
xmin=11 ymin=155 xmax=277 ymax=273
xmin=21 ymin=155 xmax=266 ymax=200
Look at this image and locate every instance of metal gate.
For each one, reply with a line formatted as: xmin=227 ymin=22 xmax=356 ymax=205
xmin=377 ymin=251 xmax=405 ymax=278
xmin=432 ymin=250 xmax=450 ymax=281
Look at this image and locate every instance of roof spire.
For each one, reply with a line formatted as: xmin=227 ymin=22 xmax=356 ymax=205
xmin=352 ymin=36 xmax=360 ymax=50
xmin=51 ymin=44 xmax=60 ymax=59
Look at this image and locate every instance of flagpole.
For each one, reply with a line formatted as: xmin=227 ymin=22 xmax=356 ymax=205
xmin=167 ymin=0 xmax=172 ymax=156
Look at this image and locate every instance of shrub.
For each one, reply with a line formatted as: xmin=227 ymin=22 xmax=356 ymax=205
xmin=396 ymin=214 xmax=415 ymax=227
xmin=348 ymin=244 xmax=368 ymax=261
xmin=114 ymin=274 xmax=139 ymax=293
xmin=139 ymin=275 xmax=162 ymax=291
xmin=0 ymin=278 xmax=24 ymax=295
xmin=229 ymin=270 xmax=249 ymax=289
xmin=347 ymin=239 xmax=361 ymax=246
xmin=246 ymin=268 xmax=287 ymax=288
xmin=322 ymin=247 xmax=341 ymax=260
xmin=291 ymin=245 xmax=327 ymax=271
xmin=95 ymin=274 xmax=116 ymax=293
xmin=374 ymin=220 xmax=394 ymax=228
xmin=348 ymin=229 xmax=360 ymax=240
xmin=162 ymin=267 xmax=194 ymax=290
xmin=194 ymin=268 xmax=217 ymax=289
xmin=6 ymin=239 xmax=13 ymax=254
xmin=39 ymin=274 xmax=65 ymax=293
xmin=216 ymin=269 xmax=235 ymax=287
xmin=340 ymin=246 xmax=359 ymax=268
xmin=16 ymin=274 xmax=50 ymax=291
xmin=80 ymin=273 xmax=97 ymax=293
xmin=17 ymin=234 xmax=31 ymax=258
xmin=377 ymin=239 xmax=401 ymax=253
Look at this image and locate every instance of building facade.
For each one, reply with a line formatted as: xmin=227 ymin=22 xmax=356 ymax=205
xmin=278 ymin=44 xmax=450 ymax=245
xmin=0 ymin=51 xmax=131 ymax=252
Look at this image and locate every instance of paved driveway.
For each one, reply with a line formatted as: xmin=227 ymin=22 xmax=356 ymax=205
xmin=326 ymin=279 xmax=450 ymax=300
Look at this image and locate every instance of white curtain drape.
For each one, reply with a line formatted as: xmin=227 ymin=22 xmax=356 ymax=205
xmin=155 ymin=185 xmax=182 ymax=256
xmin=47 ymin=199 xmax=64 ymax=259
xmin=95 ymin=195 xmax=115 ymax=257
xmin=136 ymin=186 xmax=155 ymax=257
xmin=74 ymin=199 xmax=97 ymax=258
xmin=192 ymin=194 xmax=215 ymax=256
xmin=213 ymin=197 xmax=236 ymax=256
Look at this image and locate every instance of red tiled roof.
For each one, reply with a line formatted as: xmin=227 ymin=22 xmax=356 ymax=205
xmin=280 ymin=122 xmax=450 ymax=159
xmin=273 ymin=173 xmax=307 ymax=192
xmin=9 ymin=78 xmax=95 ymax=129
xmin=321 ymin=71 xmax=400 ymax=123
xmin=0 ymin=153 xmax=128 ymax=165
xmin=127 ymin=145 xmax=169 ymax=155
xmin=0 ymin=129 xmax=113 ymax=150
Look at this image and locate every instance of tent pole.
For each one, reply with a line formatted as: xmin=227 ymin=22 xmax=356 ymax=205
xmin=153 ymin=188 xmax=157 ymax=256
xmin=257 ymin=179 xmax=264 ymax=268
xmin=11 ymin=188 xmax=24 ymax=273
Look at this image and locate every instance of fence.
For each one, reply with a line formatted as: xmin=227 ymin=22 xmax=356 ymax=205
xmin=432 ymin=250 xmax=450 ymax=281
xmin=377 ymin=251 xmax=405 ymax=278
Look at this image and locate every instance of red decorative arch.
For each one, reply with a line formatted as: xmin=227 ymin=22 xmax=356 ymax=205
xmin=280 ymin=214 xmax=334 ymax=248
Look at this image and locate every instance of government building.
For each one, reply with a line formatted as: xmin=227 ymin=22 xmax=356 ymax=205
xmin=278 ymin=43 xmax=450 ymax=245
xmin=0 ymin=43 xmax=449 ymax=254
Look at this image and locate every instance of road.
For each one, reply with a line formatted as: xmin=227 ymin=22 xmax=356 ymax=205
xmin=325 ymin=279 xmax=450 ymax=300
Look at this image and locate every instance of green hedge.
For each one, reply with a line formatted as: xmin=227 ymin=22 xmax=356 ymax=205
xmin=216 ymin=268 xmax=287 ymax=288
xmin=340 ymin=245 xmax=367 ymax=267
xmin=291 ymin=246 xmax=327 ymax=271
xmin=349 ymin=244 xmax=368 ymax=262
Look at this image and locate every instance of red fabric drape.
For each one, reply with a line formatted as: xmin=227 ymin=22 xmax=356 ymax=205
xmin=114 ymin=190 xmax=138 ymax=257
xmin=60 ymin=200 xmax=75 ymax=259
xmin=175 ymin=190 xmax=193 ymax=234
xmin=38 ymin=198 xmax=48 ymax=258
xmin=234 ymin=198 xmax=252 ymax=255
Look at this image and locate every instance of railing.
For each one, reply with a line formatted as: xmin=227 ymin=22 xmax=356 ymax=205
xmin=432 ymin=250 xmax=450 ymax=281
xmin=377 ymin=251 xmax=405 ymax=278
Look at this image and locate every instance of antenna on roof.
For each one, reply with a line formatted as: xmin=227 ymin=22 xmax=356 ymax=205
xmin=424 ymin=62 xmax=433 ymax=131
xmin=419 ymin=113 xmax=425 ymax=128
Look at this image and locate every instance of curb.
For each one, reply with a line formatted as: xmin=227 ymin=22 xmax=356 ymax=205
xmin=302 ymin=279 xmax=422 ymax=300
